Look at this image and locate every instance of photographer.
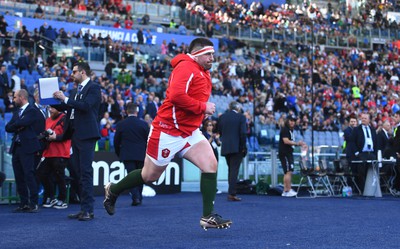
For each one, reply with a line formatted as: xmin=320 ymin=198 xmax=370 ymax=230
xmin=37 ymin=106 xmax=71 ymax=209
xmin=202 ymin=119 xmax=220 ymax=162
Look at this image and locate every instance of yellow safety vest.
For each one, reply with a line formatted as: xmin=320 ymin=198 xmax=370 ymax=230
xmin=352 ymin=86 xmax=361 ymax=98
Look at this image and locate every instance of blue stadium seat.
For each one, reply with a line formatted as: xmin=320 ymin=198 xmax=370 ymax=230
xmin=97 ymin=137 xmax=107 ymax=151
xmin=317 ymin=131 xmax=327 ymax=146
xmin=81 ymin=52 xmax=88 ymax=60
xmin=25 ymin=75 xmax=34 ymax=81
xmin=66 ymin=82 xmax=74 ymax=91
xmin=21 ymin=70 xmax=30 ymax=77
xmin=4 ymin=112 xmax=13 ymax=145
xmin=33 ymin=74 xmax=41 ymax=82
xmin=4 ymin=112 xmax=13 ymax=123
xmin=31 ymin=71 xmax=40 ymax=80
xmin=324 ymin=131 xmax=333 ymax=146
xmin=247 ymin=136 xmax=265 ymax=160
xmin=0 ymin=118 xmax=5 ymax=143
xmin=98 ymin=53 xmax=104 ymax=61
xmin=335 ymin=132 xmax=343 ymax=147
xmin=7 ymin=65 xmax=16 ymax=72
xmin=25 ymin=78 xmax=35 ymax=87
xmin=109 ymin=132 xmax=115 ymax=150
xmin=304 ymin=135 xmax=312 ymax=145
xmin=0 ymin=98 xmax=5 ymax=110
xmin=294 ymin=129 xmax=303 ymax=142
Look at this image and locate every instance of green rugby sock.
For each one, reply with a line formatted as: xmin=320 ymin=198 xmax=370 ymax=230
xmin=111 ymin=169 xmax=145 ymax=195
xmin=201 ymin=172 xmax=217 ymax=217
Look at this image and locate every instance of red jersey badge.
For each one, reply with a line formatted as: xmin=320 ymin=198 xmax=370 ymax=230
xmin=162 ymin=148 xmax=170 ymax=158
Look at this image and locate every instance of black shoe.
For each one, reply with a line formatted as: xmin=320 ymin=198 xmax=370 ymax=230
xmin=227 ymin=195 xmax=241 ymax=201
xmin=68 ymin=211 xmax=94 ymax=220
xmin=131 ymin=199 xmax=142 ymax=206
xmin=200 ymin=213 xmax=233 ymax=231
xmin=68 ymin=211 xmax=84 ymax=219
xmin=27 ymin=204 xmax=39 ymax=213
xmin=13 ymin=205 xmax=30 ymax=213
xmin=78 ymin=211 xmax=94 ymax=221
xmin=103 ymin=182 xmax=119 ymax=215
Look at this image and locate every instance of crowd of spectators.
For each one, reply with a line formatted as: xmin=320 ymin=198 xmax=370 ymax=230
xmin=2 ymin=1 xmax=400 ymax=150
xmin=187 ymin=0 xmax=400 ymax=31
xmin=21 ymin=0 xmax=182 ymax=27
xmin=8 ymin=0 xmax=400 ymax=40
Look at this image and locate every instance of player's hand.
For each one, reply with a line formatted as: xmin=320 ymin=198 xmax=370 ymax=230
xmin=205 ymin=102 xmax=216 ymax=115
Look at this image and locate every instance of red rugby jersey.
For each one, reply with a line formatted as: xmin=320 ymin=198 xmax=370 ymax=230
xmin=153 ymin=54 xmax=211 ymax=137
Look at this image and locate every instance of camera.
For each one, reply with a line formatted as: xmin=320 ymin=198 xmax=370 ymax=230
xmin=37 ymin=129 xmax=54 ymax=140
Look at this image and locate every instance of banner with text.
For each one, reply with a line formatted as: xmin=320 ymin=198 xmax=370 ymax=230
xmin=4 ymin=15 xmax=219 ymax=49
xmin=93 ymin=152 xmax=181 ymax=195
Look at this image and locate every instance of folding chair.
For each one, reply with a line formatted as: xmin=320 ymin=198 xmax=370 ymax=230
xmin=339 ymin=158 xmax=362 ymax=195
xmin=320 ymin=159 xmax=347 ymax=196
xmin=296 ymin=159 xmax=333 ymax=198
xmin=379 ymin=170 xmax=391 ymax=193
xmin=379 ymin=161 xmax=396 ymax=193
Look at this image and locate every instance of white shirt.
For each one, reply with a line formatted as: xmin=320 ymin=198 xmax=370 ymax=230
xmin=383 ymin=129 xmax=389 ymax=139
xmin=19 ymin=102 xmax=29 ymax=115
xmin=65 ymin=78 xmax=90 ymax=119
xmin=11 ymin=75 xmax=21 ymax=92
xmin=362 ymin=125 xmax=374 ymax=152
xmin=64 ymin=78 xmax=90 ymax=104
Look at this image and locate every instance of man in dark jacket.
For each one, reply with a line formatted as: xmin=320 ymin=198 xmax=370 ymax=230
xmin=391 ymin=111 xmax=400 ymax=195
xmin=218 ymin=101 xmax=247 ymax=201
xmin=5 ymin=89 xmax=45 ymax=213
xmin=17 ymin=50 xmax=32 ymax=74
xmin=343 ymin=115 xmax=358 ymax=160
xmin=53 ymin=62 xmax=101 ymax=221
xmin=137 ymin=28 xmax=144 ymax=45
xmin=349 ymin=113 xmax=377 ymax=193
xmin=0 ymin=64 xmax=9 ymax=97
xmin=114 ymin=103 xmax=150 ymax=206
xmin=104 ymin=58 xmax=116 ymax=82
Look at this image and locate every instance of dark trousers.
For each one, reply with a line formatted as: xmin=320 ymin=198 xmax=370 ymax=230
xmin=72 ymin=137 xmax=97 ymax=213
xmin=0 ymin=171 xmax=5 ymax=187
xmin=12 ymin=146 xmax=38 ymax=206
xmin=356 ymin=152 xmax=376 ymax=192
xmin=224 ymin=152 xmax=243 ymax=195
xmin=37 ymin=157 xmax=68 ymax=202
xmin=66 ymin=157 xmax=81 ymax=202
xmin=124 ymin=160 xmax=144 ymax=201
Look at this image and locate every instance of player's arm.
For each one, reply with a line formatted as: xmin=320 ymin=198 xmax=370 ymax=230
xmin=168 ymin=63 xmax=206 ymax=114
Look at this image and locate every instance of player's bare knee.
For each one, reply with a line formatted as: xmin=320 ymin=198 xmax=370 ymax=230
xmin=142 ymin=173 xmax=158 ymax=183
xmin=209 ymin=159 xmax=218 ymax=172
xmin=199 ymin=156 xmax=217 ymax=172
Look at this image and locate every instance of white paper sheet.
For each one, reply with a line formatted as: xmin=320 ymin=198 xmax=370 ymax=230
xmin=38 ymin=77 xmax=59 ymax=99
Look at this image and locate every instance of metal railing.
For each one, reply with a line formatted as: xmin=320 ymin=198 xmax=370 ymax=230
xmin=1 ymin=0 xmax=399 ymax=51
xmin=0 ymin=1 xmax=181 ymax=25
xmin=183 ymin=10 xmax=400 ymax=50
xmin=245 ymin=146 xmax=341 ymax=187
